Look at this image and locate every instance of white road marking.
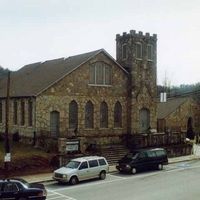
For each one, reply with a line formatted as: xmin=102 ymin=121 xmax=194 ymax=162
xmin=47 ymin=190 xmax=77 ymax=200
xmin=165 ymin=164 xmax=200 ymax=173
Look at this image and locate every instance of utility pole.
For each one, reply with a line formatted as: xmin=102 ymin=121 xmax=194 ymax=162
xmin=4 ymin=71 xmax=11 ymax=178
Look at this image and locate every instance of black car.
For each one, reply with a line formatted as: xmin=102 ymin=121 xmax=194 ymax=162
xmin=0 ymin=178 xmax=47 ymax=200
xmin=116 ymin=148 xmax=168 ymax=174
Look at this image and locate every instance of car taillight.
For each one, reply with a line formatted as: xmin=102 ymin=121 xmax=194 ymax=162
xmin=37 ymin=192 xmax=43 ymax=197
xmin=37 ymin=191 xmax=46 ymax=197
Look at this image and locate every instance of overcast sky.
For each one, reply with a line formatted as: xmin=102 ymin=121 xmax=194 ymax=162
xmin=0 ymin=0 xmax=199 ymax=86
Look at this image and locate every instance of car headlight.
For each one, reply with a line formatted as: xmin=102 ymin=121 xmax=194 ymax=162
xmin=63 ymin=174 xmax=67 ymax=178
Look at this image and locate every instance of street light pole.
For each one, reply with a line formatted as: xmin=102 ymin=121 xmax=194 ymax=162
xmin=4 ymin=71 xmax=10 ymax=178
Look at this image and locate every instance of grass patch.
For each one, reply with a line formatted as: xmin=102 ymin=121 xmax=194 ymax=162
xmin=0 ymin=141 xmax=50 ymax=161
xmin=0 ymin=141 xmax=54 ymax=177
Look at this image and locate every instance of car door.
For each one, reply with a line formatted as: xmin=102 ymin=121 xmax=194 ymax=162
xmin=146 ymin=151 xmax=157 ymax=168
xmin=1 ymin=182 xmax=19 ymax=200
xmin=78 ymin=161 xmax=90 ymax=181
xmin=136 ymin=151 xmax=149 ymax=170
xmin=88 ymin=160 xmax=99 ymax=178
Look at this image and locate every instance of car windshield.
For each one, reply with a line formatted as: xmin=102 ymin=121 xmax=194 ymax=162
xmin=125 ymin=152 xmax=138 ymax=159
xmin=15 ymin=179 xmax=30 ymax=188
xmin=66 ymin=161 xmax=81 ymax=169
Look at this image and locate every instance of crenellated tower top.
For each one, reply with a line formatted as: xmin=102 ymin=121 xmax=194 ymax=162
xmin=116 ymin=30 xmax=157 ymax=41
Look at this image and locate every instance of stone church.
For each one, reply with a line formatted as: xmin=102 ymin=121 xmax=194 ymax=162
xmin=0 ymin=30 xmax=158 ymax=152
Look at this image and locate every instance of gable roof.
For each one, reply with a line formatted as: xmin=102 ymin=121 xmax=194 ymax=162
xmin=157 ymin=97 xmax=189 ymax=119
xmin=0 ymin=49 xmax=128 ymax=98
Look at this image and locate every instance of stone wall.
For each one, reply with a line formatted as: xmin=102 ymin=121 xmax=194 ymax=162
xmin=35 ymin=52 xmax=128 ymax=148
xmin=165 ymin=98 xmax=199 ymax=133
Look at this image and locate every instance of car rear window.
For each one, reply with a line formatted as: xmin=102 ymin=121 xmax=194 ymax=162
xmin=98 ymin=159 xmax=106 ymax=166
xmin=155 ymin=150 xmax=166 ymax=157
xmin=89 ymin=160 xmax=98 ymax=168
xmin=147 ymin=151 xmax=156 ymax=158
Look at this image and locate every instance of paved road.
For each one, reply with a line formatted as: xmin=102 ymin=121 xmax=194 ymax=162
xmin=46 ymin=160 xmax=200 ymax=200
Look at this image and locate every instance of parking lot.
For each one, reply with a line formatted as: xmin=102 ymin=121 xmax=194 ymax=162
xmin=45 ymin=161 xmax=200 ymax=200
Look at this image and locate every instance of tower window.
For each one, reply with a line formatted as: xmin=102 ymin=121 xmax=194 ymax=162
xmin=136 ymin=43 xmax=142 ymax=59
xmin=122 ymin=44 xmax=127 ymax=59
xmin=147 ymin=44 xmax=153 ymax=61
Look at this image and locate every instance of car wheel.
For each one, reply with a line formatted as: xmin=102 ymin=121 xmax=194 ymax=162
xmin=131 ymin=167 xmax=137 ymax=174
xmin=158 ymin=164 xmax=163 ymax=170
xmin=99 ymin=171 xmax=106 ymax=180
xmin=69 ymin=176 xmax=78 ymax=185
xmin=119 ymin=168 xmax=122 ymax=172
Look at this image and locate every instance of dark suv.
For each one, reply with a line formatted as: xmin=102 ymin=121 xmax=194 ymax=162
xmin=0 ymin=178 xmax=47 ymax=200
xmin=116 ymin=148 xmax=168 ymax=174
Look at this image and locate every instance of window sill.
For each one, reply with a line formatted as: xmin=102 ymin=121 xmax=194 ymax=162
xmin=88 ymin=84 xmax=112 ymax=87
xmin=99 ymin=128 xmax=109 ymax=130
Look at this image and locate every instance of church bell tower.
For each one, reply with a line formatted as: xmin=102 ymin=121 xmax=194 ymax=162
xmin=116 ymin=30 xmax=157 ymax=134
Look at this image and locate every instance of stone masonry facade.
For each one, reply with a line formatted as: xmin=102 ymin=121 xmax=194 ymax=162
xmin=1 ymin=30 xmax=197 ymax=154
xmin=35 ymin=52 xmax=128 ymax=150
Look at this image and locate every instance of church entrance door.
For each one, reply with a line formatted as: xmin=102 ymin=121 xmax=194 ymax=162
xmin=139 ymin=108 xmax=150 ymax=133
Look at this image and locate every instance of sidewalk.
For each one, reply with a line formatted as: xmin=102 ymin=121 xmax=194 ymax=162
xmin=18 ymin=145 xmax=200 ymax=184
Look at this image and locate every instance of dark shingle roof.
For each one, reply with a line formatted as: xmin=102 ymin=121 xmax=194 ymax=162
xmin=0 ymin=49 xmax=105 ymax=97
xmin=157 ymin=97 xmax=189 ymax=119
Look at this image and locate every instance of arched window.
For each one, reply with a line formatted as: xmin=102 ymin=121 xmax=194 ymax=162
xmin=85 ymin=101 xmax=94 ymax=129
xmin=28 ymin=100 xmax=33 ymax=127
xmin=69 ymin=100 xmax=78 ymax=129
xmin=114 ymin=101 xmax=122 ymax=128
xmin=20 ymin=100 xmax=25 ymax=126
xmin=100 ymin=101 xmax=108 ymax=128
xmin=50 ymin=111 xmax=60 ymax=138
xmin=0 ymin=101 xmax=2 ymax=123
xmin=13 ymin=101 xmax=18 ymax=125
xmin=187 ymin=117 xmax=194 ymax=140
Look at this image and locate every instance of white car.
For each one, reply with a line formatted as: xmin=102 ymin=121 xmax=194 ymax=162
xmin=53 ymin=156 xmax=109 ymax=185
